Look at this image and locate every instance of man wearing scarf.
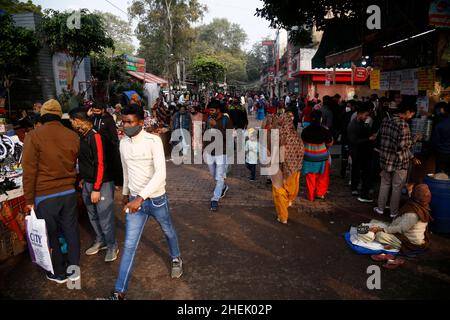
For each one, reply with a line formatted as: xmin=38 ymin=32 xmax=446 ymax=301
xmin=370 ymin=184 xmax=432 ymax=253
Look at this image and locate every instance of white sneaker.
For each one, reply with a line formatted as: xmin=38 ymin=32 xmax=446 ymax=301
xmin=390 ymin=213 xmax=398 ymax=219
xmin=373 ymin=207 xmax=384 ymax=215
xmin=358 ymin=197 xmax=374 ymax=203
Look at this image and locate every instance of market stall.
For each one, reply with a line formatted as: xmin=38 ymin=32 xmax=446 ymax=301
xmin=0 ymin=124 xmax=27 ymax=262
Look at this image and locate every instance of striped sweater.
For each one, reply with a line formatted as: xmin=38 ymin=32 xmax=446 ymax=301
xmin=301 ymin=123 xmax=333 ymax=162
xmin=303 ymin=143 xmax=330 ymax=162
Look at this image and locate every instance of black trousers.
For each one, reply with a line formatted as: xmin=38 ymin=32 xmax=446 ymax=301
xmin=436 ymin=152 xmax=450 ymax=175
xmin=351 ymin=148 xmax=372 ymax=198
xmin=36 ymin=193 xmax=80 ymax=276
xmin=341 ymin=144 xmax=350 ymax=177
xmin=246 ymin=163 xmax=257 ymax=180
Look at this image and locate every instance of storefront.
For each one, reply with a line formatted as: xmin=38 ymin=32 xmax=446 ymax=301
xmin=292 ymin=69 xmax=370 ymax=100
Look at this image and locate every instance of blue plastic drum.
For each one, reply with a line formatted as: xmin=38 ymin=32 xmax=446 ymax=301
xmin=425 ymin=175 xmax=450 ymax=233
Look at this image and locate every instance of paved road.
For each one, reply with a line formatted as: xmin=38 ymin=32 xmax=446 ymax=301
xmin=1 ymin=115 xmax=450 ymax=300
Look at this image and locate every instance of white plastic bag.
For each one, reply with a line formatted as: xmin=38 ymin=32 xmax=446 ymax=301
xmin=25 ymin=209 xmax=54 ymax=274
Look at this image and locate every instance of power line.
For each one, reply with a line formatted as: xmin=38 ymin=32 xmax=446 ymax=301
xmin=104 ymin=0 xmax=128 ymax=16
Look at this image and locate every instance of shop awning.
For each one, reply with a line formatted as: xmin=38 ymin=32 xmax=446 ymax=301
xmin=312 ymin=18 xmax=363 ymax=68
xmin=325 ymin=46 xmax=363 ymax=67
xmin=293 ymin=70 xmax=368 ymax=83
xmin=127 ymin=71 xmax=168 ymax=85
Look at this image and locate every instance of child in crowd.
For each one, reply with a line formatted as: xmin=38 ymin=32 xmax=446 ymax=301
xmin=245 ymin=128 xmax=259 ymax=181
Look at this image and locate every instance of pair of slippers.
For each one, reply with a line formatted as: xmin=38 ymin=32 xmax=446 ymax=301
xmin=371 ymin=253 xmax=405 ymax=269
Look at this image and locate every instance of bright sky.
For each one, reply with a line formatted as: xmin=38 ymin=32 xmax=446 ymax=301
xmin=30 ymin=0 xmax=275 ymax=51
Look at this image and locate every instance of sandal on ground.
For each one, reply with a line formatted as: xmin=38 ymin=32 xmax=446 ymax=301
xmin=371 ymin=253 xmax=396 ymax=262
xmin=382 ymin=258 xmax=405 ymax=270
xmin=276 ymin=218 xmax=288 ymax=225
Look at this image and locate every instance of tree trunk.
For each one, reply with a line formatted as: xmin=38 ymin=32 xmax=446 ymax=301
xmin=70 ymin=57 xmax=84 ymax=94
xmin=106 ymin=53 xmax=113 ymax=102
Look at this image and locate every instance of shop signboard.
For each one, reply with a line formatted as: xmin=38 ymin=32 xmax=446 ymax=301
xmin=262 ymin=40 xmax=275 ymax=46
xmin=389 ymin=70 xmax=402 ymax=90
xmin=429 ymin=0 xmax=450 ymax=28
xmin=325 ymin=72 xmax=333 ymax=86
xmin=400 ymin=68 xmax=418 ymax=95
xmin=124 ymin=55 xmax=146 ymax=72
xmin=370 ymin=69 xmax=381 ymax=89
xmin=379 ymin=72 xmax=390 ymax=90
xmin=52 ymin=52 xmax=88 ymax=95
xmin=417 ymin=67 xmax=436 ymax=91
xmin=355 ymin=67 xmax=368 ymax=79
xmin=417 ymin=96 xmax=430 ymax=114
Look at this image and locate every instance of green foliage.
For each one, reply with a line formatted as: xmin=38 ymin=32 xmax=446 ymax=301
xmin=246 ymin=43 xmax=269 ymax=82
xmin=129 ymin=0 xmax=206 ymax=77
xmin=0 ymin=0 xmax=42 ymax=14
xmin=190 ymin=18 xmax=249 ymax=83
xmin=191 ymin=56 xmax=225 ymax=84
xmin=94 ymin=11 xmax=135 ymax=56
xmin=256 ymin=0 xmax=365 ymax=46
xmin=57 ymin=89 xmax=82 ymax=113
xmin=90 ymin=54 xmax=129 ymax=83
xmin=196 ymin=18 xmax=247 ymax=53
xmin=39 ymin=9 xmax=114 ymax=89
xmin=0 ymin=13 xmax=41 ymax=83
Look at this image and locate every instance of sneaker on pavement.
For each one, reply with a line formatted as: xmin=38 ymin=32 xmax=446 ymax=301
xmin=46 ymin=272 xmax=68 ymax=284
xmin=358 ymin=197 xmax=374 ymax=203
xmin=171 ymin=258 xmax=183 ymax=279
xmin=105 ymin=248 xmax=119 ymax=263
xmin=373 ymin=207 xmax=384 ymax=215
xmin=66 ymin=270 xmax=80 ymax=282
xmin=85 ymin=242 xmax=107 ymax=256
xmin=220 ymin=185 xmax=229 ymax=198
xmin=108 ymin=292 xmax=126 ymax=300
xmin=210 ymin=201 xmax=219 ymax=212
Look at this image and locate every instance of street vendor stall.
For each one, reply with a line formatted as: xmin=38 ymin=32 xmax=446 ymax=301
xmin=0 ymin=126 xmax=27 ymax=262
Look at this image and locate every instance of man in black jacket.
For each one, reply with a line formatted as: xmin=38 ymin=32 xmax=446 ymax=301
xmin=340 ymin=100 xmax=358 ymax=178
xmin=88 ymin=102 xmax=123 ymax=186
xmin=347 ymin=103 xmax=377 ymax=203
xmin=69 ymin=108 xmax=119 ymax=263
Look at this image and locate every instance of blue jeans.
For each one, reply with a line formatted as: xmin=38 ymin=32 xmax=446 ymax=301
xmin=82 ymin=181 xmax=116 ymax=250
xmin=115 ymin=194 xmax=181 ymax=293
xmin=206 ymin=154 xmax=227 ymax=202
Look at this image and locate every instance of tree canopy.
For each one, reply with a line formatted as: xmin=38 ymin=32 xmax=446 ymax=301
xmin=196 ymin=18 xmax=247 ymax=53
xmin=191 ymin=56 xmax=225 ymax=84
xmin=94 ymin=11 xmax=135 ymax=56
xmin=256 ymin=0 xmax=368 ymax=45
xmin=0 ymin=0 xmax=42 ymax=14
xmin=0 ymin=13 xmax=40 ymax=85
xmin=129 ymin=0 xmax=206 ymax=78
xmin=39 ymin=9 xmax=114 ymax=90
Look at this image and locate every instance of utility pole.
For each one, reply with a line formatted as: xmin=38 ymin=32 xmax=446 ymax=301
xmin=164 ymin=0 xmax=174 ymax=102
xmin=182 ymin=58 xmax=186 ymax=88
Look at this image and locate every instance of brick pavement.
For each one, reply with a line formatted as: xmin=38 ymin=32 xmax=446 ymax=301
xmin=1 ymin=114 xmax=450 ymax=300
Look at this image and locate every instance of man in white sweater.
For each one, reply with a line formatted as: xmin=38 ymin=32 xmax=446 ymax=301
xmin=110 ymin=105 xmax=182 ymax=300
